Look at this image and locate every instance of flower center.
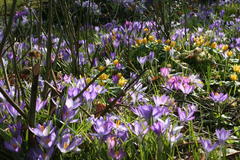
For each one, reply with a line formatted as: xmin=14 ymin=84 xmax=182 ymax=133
xmin=39 ymin=125 xmax=45 ymax=131
xmin=12 ymin=143 xmax=17 ymax=149
xmin=63 ymin=142 xmax=69 ymax=149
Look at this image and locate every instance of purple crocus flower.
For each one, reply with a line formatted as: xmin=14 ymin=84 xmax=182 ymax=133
xmin=151 ymin=118 xmax=171 ymax=135
xmin=106 ymin=136 xmax=116 ymax=149
xmin=210 ymin=92 xmax=228 ymax=103
xmin=88 ymin=43 xmax=95 ymax=54
xmin=62 ymin=105 xmax=79 ymax=123
xmin=63 ymin=74 xmax=71 ymax=83
xmin=57 ymin=130 xmax=83 ymax=153
xmin=200 ymin=138 xmax=218 ymax=153
xmin=160 ymin=67 xmax=171 ymax=77
xmin=131 ymin=105 xmax=153 ymax=121
xmin=29 ymin=121 xmax=55 ymax=137
xmin=152 ymin=106 xmax=170 ymax=120
xmin=167 ymin=125 xmax=183 ymax=145
xmin=177 ymin=105 xmax=196 ymax=122
xmin=28 ymin=146 xmax=54 ymax=160
xmin=4 ymin=135 xmax=22 ymax=152
xmin=130 ymin=121 xmax=149 ymax=136
xmin=37 ymin=131 xmax=57 ymax=149
xmin=148 ymin=51 xmax=155 ymax=63
xmin=215 ymin=128 xmax=231 ymax=144
xmin=153 ymin=94 xmax=170 ymax=106
xmin=108 ymin=149 xmax=126 ymax=160
xmin=8 ymin=122 xmax=22 ymax=137
xmin=179 ymin=84 xmax=194 ymax=94
xmin=83 ymin=83 xmax=105 ymax=102
xmin=113 ymin=121 xmax=129 ymax=141
xmin=65 ymin=98 xmax=81 ymax=109
xmin=68 ymin=87 xmax=80 ymax=97
xmin=112 ymin=75 xmax=119 ymax=84
xmin=137 ymin=56 xmax=148 ymax=66
xmin=36 ymin=97 xmax=47 ymax=112
xmin=92 ymin=117 xmax=113 ymax=138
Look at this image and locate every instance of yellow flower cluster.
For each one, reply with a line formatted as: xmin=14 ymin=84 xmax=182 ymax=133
xmin=194 ymin=36 xmax=205 ymax=46
xmin=230 ymin=73 xmax=238 ymax=81
xmin=211 ymin=42 xmax=217 ymax=49
xmin=99 ymin=73 xmax=109 ymax=80
xmin=98 ymin=66 xmax=106 ymax=71
xmin=226 ymin=50 xmax=233 ymax=57
xmin=118 ymin=77 xmax=127 ymax=86
xmin=222 ymin=45 xmax=228 ymax=51
xmin=230 ymin=65 xmax=240 ymax=81
xmin=163 ymin=40 xmax=176 ymax=52
xmin=233 ymin=65 xmax=240 ymax=73
xmin=113 ymin=59 xmax=119 ymax=65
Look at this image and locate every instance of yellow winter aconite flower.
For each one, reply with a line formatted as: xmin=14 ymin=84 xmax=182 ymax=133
xmin=195 ymin=36 xmax=204 ymax=46
xmin=226 ymin=50 xmax=233 ymax=57
xmin=143 ymin=28 xmax=149 ymax=32
xmin=170 ymin=41 xmax=176 ymax=48
xmin=113 ymin=59 xmax=119 ymax=65
xmin=164 ymin=45 xmax=171 ymax=52
xmin=230 ymin=74 xmax=238 ymax=81
xmin=165 ymin=39 xmax=171 ymax=44
xmin=143 ymin=37 xmax=148 ymax=44
xmin=136 ymin=39 xmax=143 ymax=45
xmin=98 ymin=66 xmax=105 ymax=71
xmin=222 ymin=45 xmax=228 ymax=51
xmin=86 ymin=77 xmax=92 ymax=84
xmin=148 ymin=35 xmax=155 ymax=41
xmin=211 ymin=42 xmax=217 ymax=49
xmin=99 ymin=73 xmax=109 ymax=80
xmin=155 ymin=39 xmax=162 ymax=43
xmin=117 ymin=73 xmax=122 ymax=78
xmin=233 ymin=65 xmax=240 ymax=73
xmin=118 ymin=77 xmax=127 ymax=86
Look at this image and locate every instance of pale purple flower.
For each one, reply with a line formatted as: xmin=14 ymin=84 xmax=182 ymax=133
xmin=88 ymin=43 xmax=95 ymax=54
xmin=106 ymin=136 xmax=116 ymax=149
xmin=93 ymin=117 xmax=113 ymax=137
xmin=177 ymin=105 xmax=196 ymax=122
xmin=27 ymin=147 xmax=54 ymax=160
xmin=200 ymin=138 xmax=218 ymax=153
xmin=167 ymin=125 xmax=183 ymax=144
xmin=36 ymin=97 xmax=47 ymax=112
xmin=130 ymin=121 xmax=149 ymax=136
xmin=153 ymin=94 xmax=170 ymax=106
xmin=152 ymin=106 xmax=170 ymax=120
xmin=210 ymin=92 xmax=228 ymax=103
xmin=179 ymin=84 xmax=194 ymax=94
xmin=68 ymin=87 xmax=80 ymax=97
xmin=148 ymin=51 xmax=155 ymax=62
xmin=160 ymin=67 xmax=170 ymax=77
xmin=137 ymin=56 xmax=148 ymax=66
xmin=29 ymin=121 xmax=55 ymax=137
xmin=65 ymin=98 xmax=81 ymax=109
xmin=4 ymin=135 xmax=22 ymax=152
xmin=216 ymin=128 xmax=231 ymax=144
xmin=62 ymin=105 xmax=79 ymax=123
xmin=108 ymin=149 xmax=126 ymax=160
xmin=8 ymin=122 xmax=22 ymax=137
xmin=113 ymin=120 xmax=129 ymax=141
xmin=131 ymin=105 xmax=153 ymax=121
xmin=57 ymin=130 xmax=83 ymax=153
xmin=37 ymin=131 xmax=57 ymax=149
xmin=63 ymin=74 xmax=71 ymax=83
xmin=151 ymin=118 xmax=171 ymax=135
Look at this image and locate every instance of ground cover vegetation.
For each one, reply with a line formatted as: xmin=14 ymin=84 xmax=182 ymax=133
xmin=0 ymin=0 xmax=240 ymax=159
